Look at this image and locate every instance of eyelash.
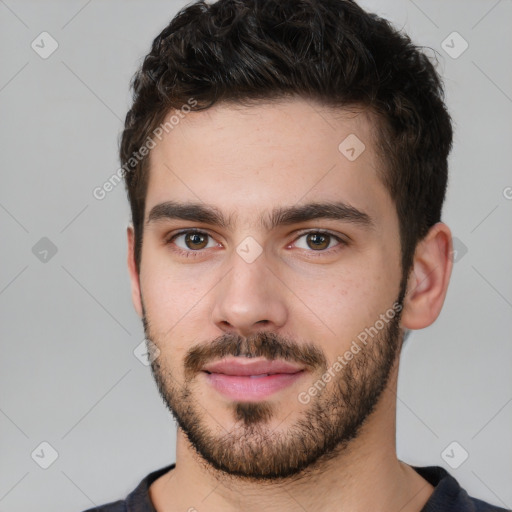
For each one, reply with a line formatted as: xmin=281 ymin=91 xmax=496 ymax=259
xmin=165 ymin=228 xmax=348 ymax=259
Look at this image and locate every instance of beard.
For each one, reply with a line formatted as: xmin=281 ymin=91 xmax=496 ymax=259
xmin=142 ymin=291 xmax=405 ymax=482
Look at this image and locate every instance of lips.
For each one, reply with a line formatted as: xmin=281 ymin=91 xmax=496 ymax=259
xmin=202 ymin=357 xmax=305 ymax=377
xmin=202 ymin=357 xmax=306 ymax=401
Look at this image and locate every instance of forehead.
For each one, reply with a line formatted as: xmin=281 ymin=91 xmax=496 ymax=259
xmin=144 ymin=97 xmax=394 ymax=230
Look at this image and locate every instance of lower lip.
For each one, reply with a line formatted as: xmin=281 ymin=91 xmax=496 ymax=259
xmin=204 ymin=371 xmax=305 ymax=401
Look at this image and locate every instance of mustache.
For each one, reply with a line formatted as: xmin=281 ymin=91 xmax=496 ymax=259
xmin=183 ymin=331 xmax=327 ymax=381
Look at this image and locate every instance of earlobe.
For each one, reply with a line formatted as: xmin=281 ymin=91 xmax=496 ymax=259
xmin=401 ymin=222 xmax=453 ymax=330
xmin=127 ymin=223 xmax=143 ymax=318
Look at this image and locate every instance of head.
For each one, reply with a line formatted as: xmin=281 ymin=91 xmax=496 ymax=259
xmin=123 ymin=0 xmax=453 ymax=480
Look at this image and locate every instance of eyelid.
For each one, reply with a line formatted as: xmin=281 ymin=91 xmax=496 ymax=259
xmin=292 ymin=228 xmax=350 ymax=244
xmin=165 ymin=227 xmax=213 ymax=243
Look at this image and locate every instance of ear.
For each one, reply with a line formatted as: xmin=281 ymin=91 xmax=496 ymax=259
xmin=401 ymin=222 xmax=453 ymax=330
xmin=127 ymin=223 xmax=143 ymax=318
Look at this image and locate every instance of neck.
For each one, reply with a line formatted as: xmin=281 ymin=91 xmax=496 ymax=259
xmin=150 ymin=363 xmax=434 ymax=512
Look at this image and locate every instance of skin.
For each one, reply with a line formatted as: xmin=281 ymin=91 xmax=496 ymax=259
xmin=126 ymin=97 xmax=453 ymax=512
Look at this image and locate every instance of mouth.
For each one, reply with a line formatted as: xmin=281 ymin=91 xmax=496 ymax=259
xmin=201 ymin=357 xmax=307 ymax=401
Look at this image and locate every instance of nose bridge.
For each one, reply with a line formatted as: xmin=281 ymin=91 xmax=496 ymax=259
xmin=212 ymin=243 xmax=288 ymax=334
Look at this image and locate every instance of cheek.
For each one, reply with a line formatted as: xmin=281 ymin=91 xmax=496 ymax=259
xmin=141 ymin=269 xmax=200 ymax=373
xmin=298 ymin=249 xmax=400 ymax=357
xmin=139 ymin=251 xmax=205 ymax=330
xmin=140 ymin=268 xmax=177 ymax=322
xmin=141 ymin=234 xmax=199 ymax=289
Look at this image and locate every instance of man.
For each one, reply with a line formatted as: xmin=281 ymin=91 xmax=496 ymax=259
xmin=84 ymin=0 xmax=509 ymax=510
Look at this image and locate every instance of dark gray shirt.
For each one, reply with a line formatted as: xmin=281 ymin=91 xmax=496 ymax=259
xmin=81 ymin=464 xmax=510 ymax=511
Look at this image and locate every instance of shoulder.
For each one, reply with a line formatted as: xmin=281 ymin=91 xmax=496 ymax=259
xmin=412 ymin=465 xmax=510 ymax=512
xmin=78 ymin=464 xmax=176 ymax=512
xmin=464 ymin=495 xmax=511 ymax=512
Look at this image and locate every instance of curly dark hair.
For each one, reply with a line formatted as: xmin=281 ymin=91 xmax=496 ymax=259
xmin=120 ymin=0 xmax=453 ymax=277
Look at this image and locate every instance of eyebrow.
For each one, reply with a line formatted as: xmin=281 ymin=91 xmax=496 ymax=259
xmin=146 ymin=200 xmax=374 ymax=231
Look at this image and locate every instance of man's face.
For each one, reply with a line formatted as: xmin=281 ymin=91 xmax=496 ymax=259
xmin=132 ymin=98 xmax=405 ymax=480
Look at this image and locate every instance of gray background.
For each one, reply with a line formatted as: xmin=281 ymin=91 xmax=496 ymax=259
xmin=0 ymin=0 xmax=511 ymax=510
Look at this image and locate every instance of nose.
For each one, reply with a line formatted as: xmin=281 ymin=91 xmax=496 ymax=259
xmin=211 ymin=249 xmax=288 ymax=338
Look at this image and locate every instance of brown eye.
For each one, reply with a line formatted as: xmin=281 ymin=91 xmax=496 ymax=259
xmin=184 ymin=232 xmax=209 ymax=250
xmin=293 ymin=231 xmax=345 ymax=254
xmin=305 ymin=232 xmax=331 ymax=250
xmin=168 ymin=230 xmax=216 ymax=254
